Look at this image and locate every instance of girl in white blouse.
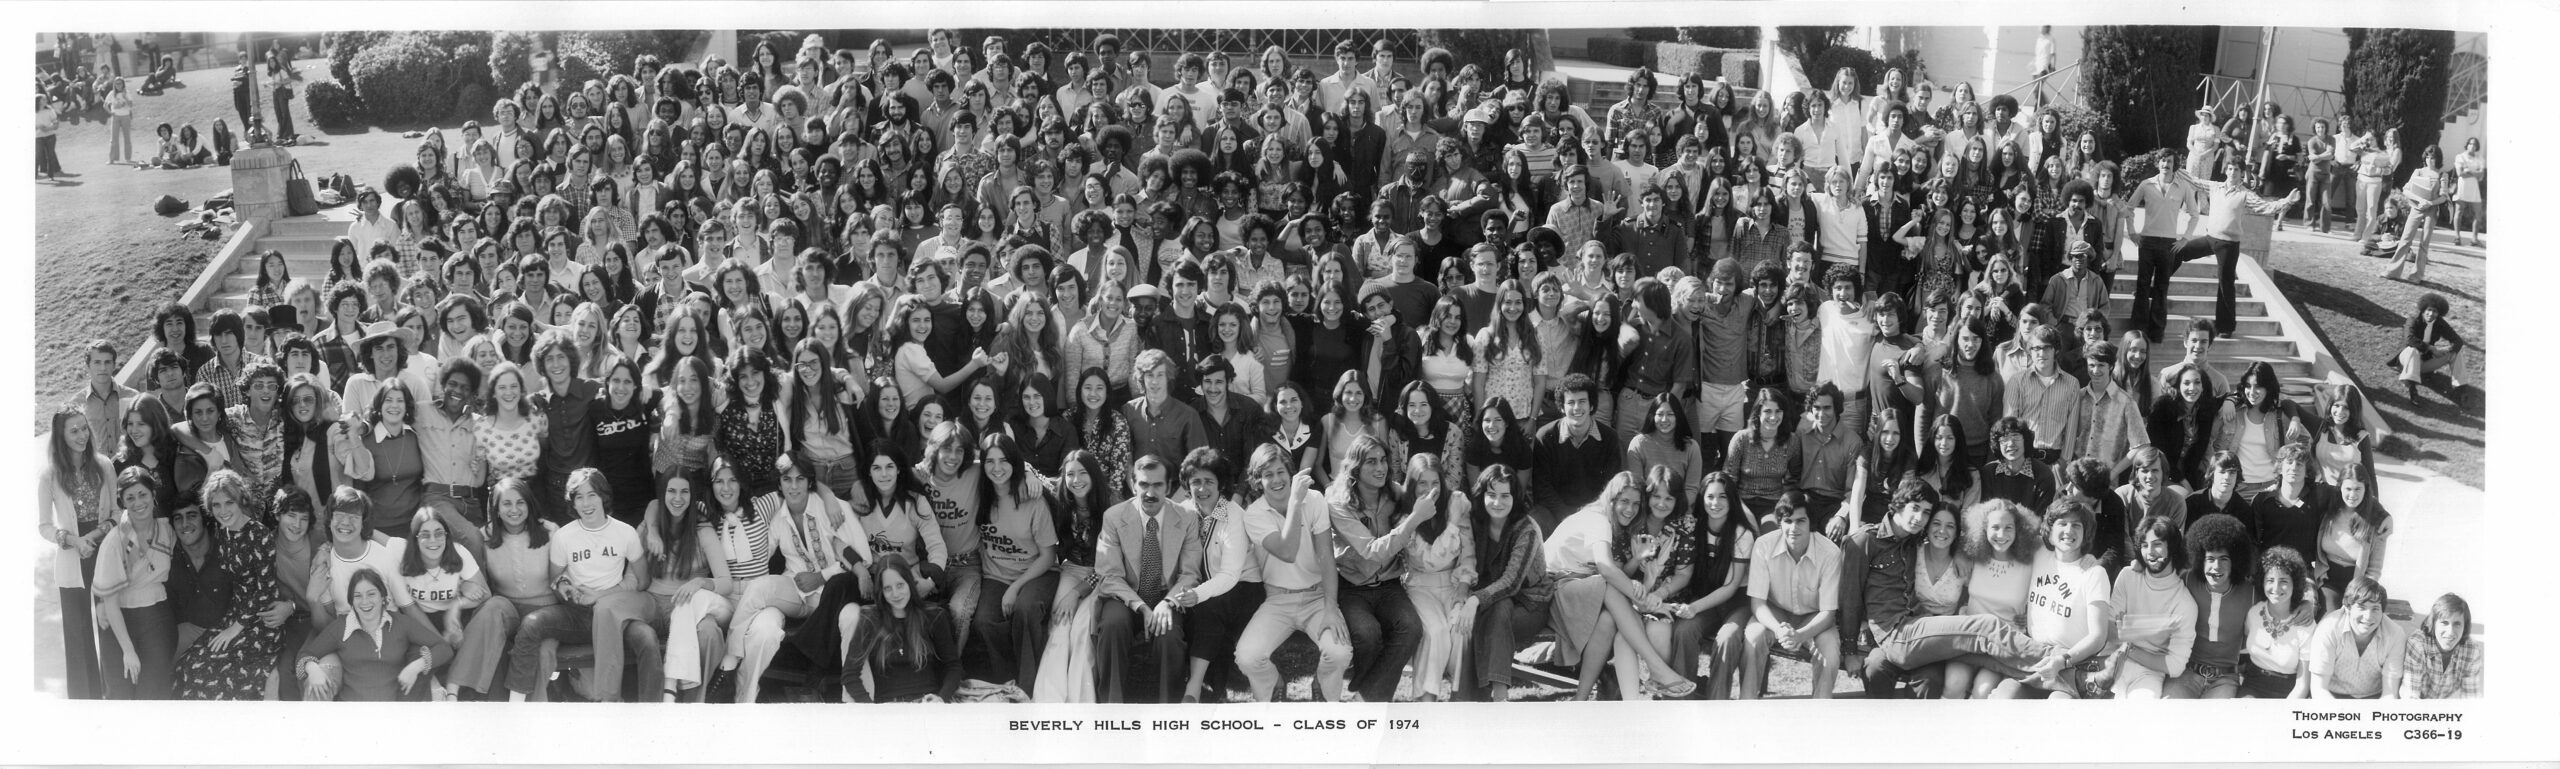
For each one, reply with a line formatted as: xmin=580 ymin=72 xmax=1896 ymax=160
xmin=2243 ymin=546 xmax=2320 ymax=698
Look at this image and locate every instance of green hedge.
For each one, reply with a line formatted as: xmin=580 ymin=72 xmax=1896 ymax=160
xmin=351 ymin=36 xmax=456 ymax=125
xmin=322 ymin=31 xmax=389 ymax=89
xmin=1653 ymin=43 xmax=1727 ymax=80
xmin=489 ymin=31 xmax=538 ymax=92
xmin=1586 ymin=37 xmax=1648 ymax=68
xmin=304 ymin=79 xmax=363 ymax=129
xmin=2343 ymin=28 xmax=2454 ymax=188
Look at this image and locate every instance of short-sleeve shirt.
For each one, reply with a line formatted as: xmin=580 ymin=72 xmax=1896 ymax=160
xmin=979 ymin=491 xmax=1060 ymax=585
xmin=1243 ymin=492 xmax=1333 ymax=591
xmin=549 ymin=517 xmax=642 ymax=594
xmin=323 ymin=538 xmax=414 ymax=613
xmin=2305 ymin=611 xmax=2411 ymax=698
xmin=1747 ymin=531 xmax=1842 ymax=615
xmin=2025 ymin=550 xmax=2111 ymax=647
xmin=404 ymin=549 xmax=483 ymax=614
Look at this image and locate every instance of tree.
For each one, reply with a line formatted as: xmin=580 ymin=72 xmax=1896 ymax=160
xmin=2079 ymin=26 xmax=2215 ymax=157
xmin=2343 ymin=28 xmax=2455 ymax=188
xmin=1414 ymin=28 xmax=1549 ymax=75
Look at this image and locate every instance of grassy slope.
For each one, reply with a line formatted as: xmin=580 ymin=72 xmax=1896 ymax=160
xmin=30 ymin=57 xmax=478 ymax=433
xmin=2261 ymin=231 xmax=2486 ymax=489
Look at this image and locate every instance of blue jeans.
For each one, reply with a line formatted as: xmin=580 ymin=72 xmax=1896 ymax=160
xmin=1337 ymin=579 xmax=1421 ymax=702
xmin=1858 ymin=614 xmax=2055 ymax=700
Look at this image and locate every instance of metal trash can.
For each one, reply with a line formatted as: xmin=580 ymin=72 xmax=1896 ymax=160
xmin=230 ymin=144 xmax=293 ymax=224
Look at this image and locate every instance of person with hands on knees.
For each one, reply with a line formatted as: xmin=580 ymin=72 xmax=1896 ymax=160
xmin=1234 ymin=445 xmax=1355 ymax=702
xmin=296 ymin=567 xmax=451 ymax=701
xmin=967 ymin=433 xmax=1058 ymax=698
xmin=505 ymin=469 xmax=646 ymax=702
xmin=1091 ymin=454 xmax=1203 ymax=703
xmin=1740 ymin=491 xmax=1841 ymax=699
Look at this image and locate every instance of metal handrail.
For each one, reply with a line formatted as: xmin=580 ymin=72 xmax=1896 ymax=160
xmin=2197 ymin=74 xmax=2345 ymax=122
xmin=2443 ymin=48 xmax=2487 ymax=123
xmin=1997 ymin=61 xmax=2082 ymax=109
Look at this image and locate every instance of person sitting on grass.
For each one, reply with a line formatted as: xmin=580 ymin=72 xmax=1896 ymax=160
xmin=2386 ymin=292 xmax=2465 ymax=403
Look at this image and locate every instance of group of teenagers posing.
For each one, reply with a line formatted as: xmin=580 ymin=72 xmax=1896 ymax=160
xmin=40 ymin=28 xmax=2480 ymax=704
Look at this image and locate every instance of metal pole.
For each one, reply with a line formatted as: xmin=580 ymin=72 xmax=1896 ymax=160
xmin=2248 ymin=27 xmax=2276 ymax=169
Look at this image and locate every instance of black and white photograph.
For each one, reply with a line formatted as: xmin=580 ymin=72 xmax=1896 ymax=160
xmin=8 ymin=1 xmax=2546 ymax=765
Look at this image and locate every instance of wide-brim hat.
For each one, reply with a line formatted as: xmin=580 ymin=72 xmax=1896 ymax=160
xmin=355 ymin=320 xmax=412 ymax=355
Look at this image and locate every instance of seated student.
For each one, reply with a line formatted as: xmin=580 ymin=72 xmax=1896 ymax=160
xmin=295 ymin=567 xmax=450 ymax=702
xmin=2385 ymin=292 xmax=2465 ymax=403
xmin=2242 ymin=545 xmax=2321 ymax=698
xmin=2105 ymin=515 xmax=2197 ymax=699
xmin=1988 ymin=496 xmax=2115 ymax=699
xmin=2399 ymin=593 xmax=2482 ymax=699
xmin=2166 ymin=513 xmax=2255 ymax=698
xmin=505 ymin=469 xmax=646 ymax=702
xmin=1091 ymin=454 xmax=1202 ymax=703
xmin=1456 ymin=463 xmax=1551 ymax=703
xmin=840 ymin=554 xmax=963 ymax=703
xmin=1665 ymin=471 xmax=1755 ymax=700
xmin=2155 ymin=319 xmax=2230 ymax=397
xmin=1740 ymin=491 xmax=1843 ymax=699
xmin=2302 ymin=575 xmax=2408 ymax=699
xmin=1234 ymin=444 xmax=1355 ymax=702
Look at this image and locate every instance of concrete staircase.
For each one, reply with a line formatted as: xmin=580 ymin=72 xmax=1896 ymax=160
xmin=2100 ymin=271 xmax=2322 ymax=397
xmin=201 ymin=206 xmax=356 ymax=320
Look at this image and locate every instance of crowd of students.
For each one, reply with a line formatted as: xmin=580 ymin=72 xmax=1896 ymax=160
xmin=40 ymin=28 xmax=2482 ymax=703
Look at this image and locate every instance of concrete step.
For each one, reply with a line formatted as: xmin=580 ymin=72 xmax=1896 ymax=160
xmin=2142 ymin=334 xmax=2296 ymax=360
xmin=2108 ymin=274 xmax=2252 ymax=299
xmin=267 ymin=216 xmax=352 ymax=239
xmin=2188 ymin=354 xmax=2314 ymax=381
xmin=2103 ymin=313 xmax=2282 ymax=338
xmin=2107 ymin=295 xmax=2267 ymax=319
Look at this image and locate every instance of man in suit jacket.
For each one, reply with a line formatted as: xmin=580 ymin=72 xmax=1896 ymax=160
xmin=1092 ymin=454 xmax=1204 ymax=703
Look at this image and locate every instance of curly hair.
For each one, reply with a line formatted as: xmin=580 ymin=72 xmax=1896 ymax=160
xmin=2257 ymin=545 xmax=2313 ymax=612
xmin=2185 ymin=513 xmax=2252 ymax=582
xmin=1961 ymin=499 xmax=2040 ymax=563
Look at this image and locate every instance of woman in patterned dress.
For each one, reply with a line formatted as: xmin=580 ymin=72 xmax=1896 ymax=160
xmin=1471 ymin=279 xmax=1542 ymax=421
xmin=173 ymin=471 xmax=288 ymax=699
xmin=1398 ymin=453 xmax=1475 ymax=702
xmin=474 ymin=362 xmax=549 ymax=513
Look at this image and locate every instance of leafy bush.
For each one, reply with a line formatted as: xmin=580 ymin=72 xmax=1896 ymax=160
xmin=1416 ymin=28 xmax=1545 ymax=74
xmin=322 ymin=31 xmax=389 ymax=89
xmin=489 ymin=31 xmax=538 ymax=91
xmin=407 ymin=31 xmax=492 ymax=52
xmin=2344 ymin=28 xmax=2454 ymax=188
xmin=303 ymin=79 xmax=363 ymax=129
xmin=350 ymin=37 xmax=456 ymax=125
xmin=2081 ymin=26 xmax=2214 ymax=156
xmin=450 ymin=42 xmax=493 ymax=91
xmin=553 ymin=34 xmax=610 ymax=90
xmin=2121 ymin=148 xmax=2179 ymax=185
xmin=2050 ymin=103 xmax=2120 ymax=160
xmin=574 ymin=30 xmax=701 ymax=77
xmin=1632 ymin=27 xmax=1760 ymax=50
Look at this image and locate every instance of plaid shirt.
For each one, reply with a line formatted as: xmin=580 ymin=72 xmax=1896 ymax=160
xmin=2400 ymin=638 xmax=2484 ymax=699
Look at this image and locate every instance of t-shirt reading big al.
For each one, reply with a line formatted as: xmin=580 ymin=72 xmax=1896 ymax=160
xmin=2025 ymin=549 xmax=2113 ymax=648
xmin=551 ymin=518 xmax=643 ymax=594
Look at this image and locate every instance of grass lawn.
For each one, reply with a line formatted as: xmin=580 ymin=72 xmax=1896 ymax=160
xmin=2261 ymin=228 xmax=2486 ymax=489
xmin=30 ymin=57 xmax=485 ymax=434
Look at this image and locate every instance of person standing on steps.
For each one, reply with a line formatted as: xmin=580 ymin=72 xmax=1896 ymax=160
xmin=2169 ymin=160 xmax=2298 ymax=340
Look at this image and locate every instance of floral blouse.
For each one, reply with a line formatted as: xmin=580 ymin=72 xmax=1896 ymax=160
xmin=473 ymin=412 xmax=549 ymax=481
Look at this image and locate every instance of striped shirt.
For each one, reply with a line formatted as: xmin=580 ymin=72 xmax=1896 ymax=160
xmin=712 ymin=506 xmax=776 ymax=581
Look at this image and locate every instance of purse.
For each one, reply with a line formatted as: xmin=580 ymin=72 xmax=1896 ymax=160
xmin=285 ymin=160 xmax=319 ymax=216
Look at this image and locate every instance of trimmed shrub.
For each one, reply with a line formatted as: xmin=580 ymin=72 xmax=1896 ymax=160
xmin=2050 ymin=103 xmax=2120 ymax=160
xmin=2081 ymin=26 xmax=2215 ymax=156
xmin=489 ymin=31 xmax=538 ymax=92
xmin=1653 ymin=43 xmax=1730 ymax=80
xmin=2343 ymin=28 xmax=2455 ymax=188
xmin=735 ymin=30 xmax=806 ymax=67
xmin=1805 ymin=45 xmax=1884 ymax=93
xmin=553 ymin=34 xmax=611 ymax=90
xmin=303 ymin=79 xmax=363 ymax=129
xmin=350 ymin=37 xmax=456 ymax=125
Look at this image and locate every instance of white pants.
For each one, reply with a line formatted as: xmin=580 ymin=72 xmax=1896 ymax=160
xmin=726 ymin=575 xmax=815 ymax=702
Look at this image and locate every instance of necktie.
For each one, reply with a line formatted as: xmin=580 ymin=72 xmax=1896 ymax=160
xmin=1138 ymin=515 xmax=1164 ymax=605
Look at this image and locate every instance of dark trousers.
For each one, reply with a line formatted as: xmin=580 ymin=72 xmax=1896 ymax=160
xmin=2171 ymin=235 xmax=2243 ymax=337
xmin=1183 ymin=580 xmax=1265 ymax=700
xmin=1337 ymin=579 xmax=1422 ymax=702
xmin=233 ymin=88 xmax=254 ymax=130
xmin=57 ymin=586 xmax=101 ymax=699
xmin=273 ymin=611 xmax=312 ymax=701
xmin=271 ymin=87 xmax=295 ymax=139
xmin=2131 ymin=235 xmax=2178 ymax=341
xmin=774 ymin=570 xmax=869 ymax=696
xmin=968 ymin=571 xmax=1059 ymax=694
xmin=1094 ymin=598 xmax=1186 ymax=704
xmin=101 ymin=600 xmax=178 ymax=700
xmin=35 ymin=134 xmax=62 ymax=176
xmin=1457 ymin=592 xmax=1550 ymax=700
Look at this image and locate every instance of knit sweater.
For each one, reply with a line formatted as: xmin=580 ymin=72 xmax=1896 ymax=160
xmin=2111 ymin=565 xmax=2199 ymax=677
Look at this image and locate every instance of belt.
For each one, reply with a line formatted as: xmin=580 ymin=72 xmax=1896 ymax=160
xmin=423 ymin=482 xmax=484 ymax=500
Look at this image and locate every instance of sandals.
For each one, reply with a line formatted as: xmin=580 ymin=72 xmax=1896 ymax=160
xmin=1641 ymin=676 xmax=1698 ymax=699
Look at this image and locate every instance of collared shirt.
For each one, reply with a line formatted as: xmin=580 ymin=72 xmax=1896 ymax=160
xmin=1748 ymin=531 xmax=1842 ymax=616
xmin=2131 ymin=175 xmax=2198 ymax=238
xmin=80 ymin=379 xmax=138 ymax=456
xmin=2078 ymin=381 xmax=2147 ymax=465
xmin=1808 ymin=191 xmax=1866 ymax=264
xmin=1243 ymin=490 xmax=1333 ymax=591
xmin=1796 ymin=420 xmax=1865 ymax=498
xmin=1123 ymin=396 xmax=1208 ymax=469
xmin=1546 ymin=198 xmax=1601 ymax=253
xmin=411 ymin=402 xmax=482 ymax=487
xmin=1534 ymin=417 xmax=1618 ymax=512
xmin=341 ymin=606 xmax=393 ymax=643
xmin=2003 ymin=368 xmax=2084 ymax=452
xmin=1328 ymin=482 xmax=1405 ymax=586
xmin=1316 ymin=71 xmax=1375 ymax=114
xmin=2195 ymin=175 xmax=2294 ymax=242
xmin=1619 ymin=319 xmax=1695 ymax=398
xmin=1693 ymin=293 xmax=1759 ymax=385
xmin=1842 ymin=527 xmax=1920 ymax=642
xmin=2305 ymin=612 xmax=2410 ymax=698
xmin=2041 ymin=267 xmax=2109 ymax=323
xmin=2401 ymin=638 xmax=2484 ymax=699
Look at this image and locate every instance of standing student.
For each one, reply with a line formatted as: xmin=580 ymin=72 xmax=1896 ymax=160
xmin=42 ymin=407 xmax=116 ymax=699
